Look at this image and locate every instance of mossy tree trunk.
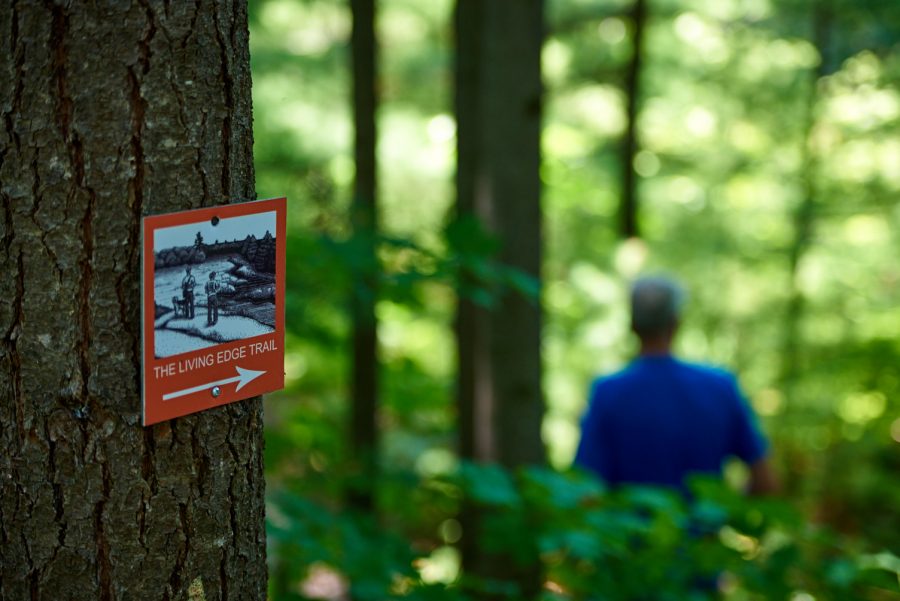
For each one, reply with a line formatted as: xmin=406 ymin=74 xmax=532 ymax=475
xmin=0 ymin=2 xmax=265 ymax=600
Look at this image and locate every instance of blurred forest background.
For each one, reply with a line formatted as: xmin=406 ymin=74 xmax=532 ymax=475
xmin=249 ymin=0 xmax=899 ymax=599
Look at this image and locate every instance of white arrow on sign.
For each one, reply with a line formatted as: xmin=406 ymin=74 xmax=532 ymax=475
xmin=162 ymin=366 xmax=266 ymax=401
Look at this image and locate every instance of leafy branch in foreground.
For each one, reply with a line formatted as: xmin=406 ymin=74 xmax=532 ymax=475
xmin=267 ymin=464 xmax=900 ymax=600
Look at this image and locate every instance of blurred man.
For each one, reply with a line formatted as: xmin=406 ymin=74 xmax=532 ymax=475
xmin=574 ymin=276 xmax=777 ymax=495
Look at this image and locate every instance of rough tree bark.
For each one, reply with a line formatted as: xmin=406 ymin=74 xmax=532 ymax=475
xmin=0 ymin=2 xmax=265 ymax=600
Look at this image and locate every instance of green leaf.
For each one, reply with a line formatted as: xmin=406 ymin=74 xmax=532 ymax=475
xmin=458 ymin=462 xmax=521 ymax=508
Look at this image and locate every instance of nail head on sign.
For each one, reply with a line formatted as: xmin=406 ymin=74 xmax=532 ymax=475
xmin=212 ymin=386 xmax=221 ymax=398
xmin=211 ymin=216 xmax=220 ymax=226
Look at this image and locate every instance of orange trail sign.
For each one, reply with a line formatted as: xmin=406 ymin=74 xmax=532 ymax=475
xmin=142 ymin=198 xmax=286 ymax=425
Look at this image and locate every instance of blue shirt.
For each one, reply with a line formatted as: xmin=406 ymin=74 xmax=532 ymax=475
xmin=574 ymin=355 xmax=768 ymax=490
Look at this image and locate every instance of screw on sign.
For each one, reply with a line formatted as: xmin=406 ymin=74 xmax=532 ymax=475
xmin=141 ymin=198 xmax=286 ymax=425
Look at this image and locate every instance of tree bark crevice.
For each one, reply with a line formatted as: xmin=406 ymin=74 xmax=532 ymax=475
xmin=225 ymin=419 xmax=242 ymax=599
xmin=3 ymin=2 xmax=25 ymax=160
xmin=94 ymin=459 xmax=113 ymax=601
xmin=190 ymin=420 xmax=211 ymax=499
xmin=49 ymin=2 xmax=73 ymax=149
xmin=44 ymin=429 xmax=66 ymax=575
xmin=194 ymin=110 xmax=212 ymax=205
xmin=136 ymin=0 xmax=157 ymax=77
xmin=10 ymin=250 xmax=25 ymax=441
xmin=165 ymin=501 xmax=191 ymax=600
xmin=121 ymin=16 xmax=149 ymax=391
xmin=77 ymin=184 xmax=96 ymax=405
xmin=1 ymin=188 xmax=14 ymax=259
xmin=213 ymin=6 xmax=234 ymax=200
xmin=182 ymin=0 xmax=203 ymax=51
xmin=137 ymin=435 xmax=156 ymax=562
xmin=36 ymin=210 xmax=65 ymax=285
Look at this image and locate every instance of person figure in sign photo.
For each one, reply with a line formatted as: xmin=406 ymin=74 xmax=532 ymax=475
xmin=574 ymin=276 xmax=778 ymax=495
xmin=206 ymin=271 xmax=221 ymax=326
xmin=181 ymin=266 xmax=196 ymax=319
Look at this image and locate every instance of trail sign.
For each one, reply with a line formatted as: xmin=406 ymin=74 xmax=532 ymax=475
xmin=141 ymin=198 xmax=286 ymax=425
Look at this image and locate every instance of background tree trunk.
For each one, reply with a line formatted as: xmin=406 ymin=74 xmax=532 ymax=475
xmin=0 ymin=3 xmax=265 ymax=600
xmin=781 ymin=1 xmax=834 ymax=394
xmin=619 ymin=0 xmax=646 ymax=239
xmin=454 ymin=0 xmax=486 ymax=466
xmin=348 ymin=0 xmax=380 ymax=513
xmin=455 ymin=0 xmax=545 ymax=595
xmin=455 ymin=0 xmax=544 ymax=472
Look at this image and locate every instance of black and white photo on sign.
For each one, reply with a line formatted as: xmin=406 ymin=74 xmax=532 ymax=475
xmin=152 ymin=211 xmax=277 ymax=359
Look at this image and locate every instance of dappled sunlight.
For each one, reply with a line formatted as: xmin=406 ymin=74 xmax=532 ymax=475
xmin=728 ymin=119 xmax=771 ymax=153
xmin=598 ymin=17 xmax=627 ymax=45
xmin=543 ymin=123 xmax=597 ymax=159
xmin=633 ymin=149 xmax=661 ymax=177
xmin=414 ymin=448 xmax=457 ymax=479
xmin=556 ymin=84 xmax=627 ymax=137
xmin=753 ymin=388 xmax=785 ymax=417
xmin=414 ymin=546 xmax=460 ymax=585
xmin=880 ymin=140 xmax=900 ymax=187
xmin=739 ymin=38 xmax=820 ymax=81
xmin=284 ymin=350 xmax=309 ymax=385
xmin=613 ymin=237 xmax=648 ymax=276
xmin=673 ymin=12 xmax=730 ymax=65
xmin=837 ymin=391 xmax=887 ymax=426
xmin=329 ymin=154 xmax=355 ymax=187
xmin=684 ymin=105 xmax=718 ymax=138
xmin=542 ymin=414 xmax=580 ymax=468
xmin=843 ymin=214 xmax=889 ymax=246
xmin=542 ymin=39 xmax=572 ymax=86
xmin=376 ymin=301 xmax=452 ymax=375
xmin=425 ymin=114 xmax=455 ymax=144
xmin=259 ymin=0 xmax=350 ymax=54
xmin=570 ymin=262 xmax=621 ymax=305
xmin=379 ymin=108 xmax=454 ymax=233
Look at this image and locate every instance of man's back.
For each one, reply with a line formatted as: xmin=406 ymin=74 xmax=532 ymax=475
xmin=575 ymin=355 xmax=767 ymax=491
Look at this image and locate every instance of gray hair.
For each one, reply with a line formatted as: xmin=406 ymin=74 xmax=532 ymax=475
xmin=630 ymin=276 xmax=685 ymax=338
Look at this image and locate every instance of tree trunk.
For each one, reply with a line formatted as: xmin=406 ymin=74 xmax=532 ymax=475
xmin=455 ymin=0 xmax=545 ymax=595
xmin=781 ymin=1 xmax=834 ymax=393
xmin=454 ymin=0 xmax=486 ymax=466
xmin=0 ymin=3 xmax=265 ymax=600
xmin=455 ymin=0 xmax=544 ymax=472
xmin=348 ymin=0 xmax=379 ymax=513
xmin=619 ymin=0 xmax=646 ymax=239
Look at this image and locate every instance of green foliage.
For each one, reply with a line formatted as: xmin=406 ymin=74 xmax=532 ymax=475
xmin=268 ymin=465 xmax=900 ymax=600
xmin=268 ymin=493 xmax=419 ymax=601
xmin=445 ymin=215 xmax=542 ymax=308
